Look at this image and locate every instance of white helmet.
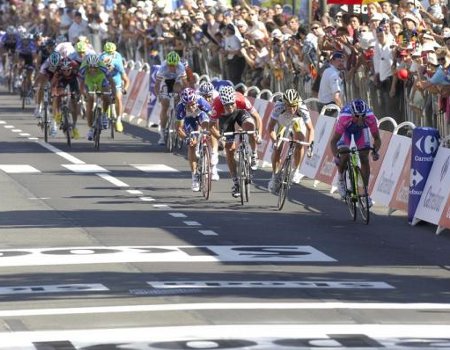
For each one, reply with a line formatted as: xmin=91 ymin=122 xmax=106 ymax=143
xmin=219 ymin=85 xmax=236 ymax=105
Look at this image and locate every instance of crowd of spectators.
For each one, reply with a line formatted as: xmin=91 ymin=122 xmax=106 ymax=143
xmin=0 ymin=0 xmax=449 ymax=138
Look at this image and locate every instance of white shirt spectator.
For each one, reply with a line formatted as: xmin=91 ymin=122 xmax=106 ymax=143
xmin=68 ymin=12 xmax=89 ymax=43
xmin=224 ymin=33 xmax=242 ymax=59
xmin=318 ymin=64 xmax=343 ymax=104
xmin=373 ymin=31 xmax=394 ymax=82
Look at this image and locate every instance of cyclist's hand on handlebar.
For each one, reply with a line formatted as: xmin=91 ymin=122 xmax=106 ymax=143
xmin=122 ymin=89 xmax=127 ymax=95
xmin=255 ymin=132 xmax=262 ymax=144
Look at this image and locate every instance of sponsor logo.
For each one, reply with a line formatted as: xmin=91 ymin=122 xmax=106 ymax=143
xmin=410 ymin=168 xmax=423 ymax=187
xmin=415 ymin=135 xmax=438 ymax=155
xmin=440 ymin=156 xmax=450 ymax=183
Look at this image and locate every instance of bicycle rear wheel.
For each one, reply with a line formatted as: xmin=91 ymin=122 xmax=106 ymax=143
xmin=93 ymin=107 xmax=102 ymax=150
xmin=344 ymin=167 xmax=357 ymax=221
xmin=277 ymin=156 xmax=292 ymax=211
xmin=243 ymin=151 xmax=251 ymax=203
xmin=355 ymin=166 xmax=370 ymax=224
xmin=166 ymin=110 xmax=175 ymax=153
xmin=109 ymin=103 xmax=116 ymax=139
xmin=201 ymin=145 xmax=211 ymax=200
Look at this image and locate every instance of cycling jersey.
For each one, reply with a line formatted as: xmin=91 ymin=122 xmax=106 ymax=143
xmin=270 ymin=101 xmax=311 ymax=134
xmin=79 ymin=62 xmax=111 ymax=91
xmin=335 ymin=103 xmax=379 ymax=149
xmin=210 ymin=92 xmax=255 ymax=120
xmin=16 ymin=39 xmax=37 ymax=55
xmin=101 ymin=51 xmax=124 ymax=70
xmin=176 ymin=96 xmax=211 ymax=134
xmin=99 ymin=52 xmax=126 ymax=89
xmin=0 ymin=33 xmax=18 ymax=51
xmin=155 ymin=61 xmax=186 ymax=81
xmin=55 ymin=42 xmax=75 ymax=58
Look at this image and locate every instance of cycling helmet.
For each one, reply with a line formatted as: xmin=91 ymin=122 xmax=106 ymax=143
xmin=199 ymin=81 xmax=214 ymax=97
xmin=75 ymin=41 xmax=87 ymax=53
xmin=283 ymin=89 xmax=301 ymax=106
xmin=60 ymin=58 xmax=72 ymax=71
xmin=219 ymin=85 xmax=236 ymax=105
xmin=6 ymin=26 xmax=15 ymax=35
xmin=350 ymin=99 xmax=369 ymax=117
xmin=181 ymin=88 xmax=197 ymax=104
xmin=48 ymin=52 xmax=61 ymax=67
xmin=86 ymin=54 xmax=100 ymax=67
xmin=17 ymin=26 xmax=26 ymax=36
xmin=166 ymin=51 xmax=180 ymax=65
xmin=78 ymin=35 xmax=89 ymax=43
xmin=103 ymin=42 xmax=116 ymax=53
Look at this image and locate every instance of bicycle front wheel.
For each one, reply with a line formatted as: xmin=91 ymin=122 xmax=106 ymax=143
xmin=62 ymin=106 xmax=72 ymax=147
xmin=43 ymin=104 xmax=49 ymax=143
xmin=277 ymin=156 xmax=292 ymax=211
xmin=166 ymin=110 xmax=175 ymax=153
xmin=94 ymin=107 xmax=102 ymax=150
xmin=355 ymin=166 xmax=370 ymax=224
xmin=344 ymin=166 xmax=357 ymax=221
xmin=201 ymin=146 xmax=211 ymax=200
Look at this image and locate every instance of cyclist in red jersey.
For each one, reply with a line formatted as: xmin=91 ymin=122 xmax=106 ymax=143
xmin=210 ymin=85 xmax=262 ymax=198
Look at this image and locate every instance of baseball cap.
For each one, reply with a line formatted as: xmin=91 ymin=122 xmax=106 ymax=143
xmin=331 ymin=51 xmax=344 ymax=60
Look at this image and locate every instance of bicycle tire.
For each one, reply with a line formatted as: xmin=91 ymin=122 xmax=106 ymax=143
xmin=355 ymin=166 xmax=370 ymax=225
xmin=109 ymin=103 xmax=116 ymax=139
xmin=94 ymin=107 xmax=101 ymax=150
xmin=344 ymin=166 xmax=357 ymax=221
xmin=277 ymin=155 xmax=293 ymax=211
xmin=201 ymin=145 xmax=212 ymax=200
xmin=166 ymin=109 xmax=175 ymax=153
xmin=244 ymin=151 xmax=251 ymax=203
xmin=21 ymin=86 xmax=26 ymax=110
xmin=43 ymin=103 xmax=49 ymax=143
xmin=62 ymin=106 xmax=72 ymax=147
xmin=238 ymin=148 xmax=245 ymax=205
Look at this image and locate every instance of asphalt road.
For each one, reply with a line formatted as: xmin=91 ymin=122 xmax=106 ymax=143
xmin=0 ymin=87 xmax=450 ymax=349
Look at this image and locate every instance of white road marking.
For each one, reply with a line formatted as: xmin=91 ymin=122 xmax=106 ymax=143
xmin=38 ymin=142 xmax=85 ymax=164
xmin=0 ymin=245 xmax=336 ymax=266
xmin=12 ymin=129 xmax=22 ymax=132
xmin=169 ymin=213 xmax=187 ymax=218
xmin=19 ymin=133 xmax=30 ymax=136
xmin=153 ymin=204 xmax=170 ymax=208
xmin=0 ymin=303 xmax=449 ymax=317
xmin=0 ymin=121 xmax=5 ymax=124
xmin=0 ymin=165 xmax=40 ymax=173
xmin=131 ymin=164 xmax=179 ymax=172
xmin=199 ymin=230 xmax=219 ymax=236
xmin=127 ymin=190 xmax=143 ymax=195
xmin=62 ymin=164 xmax=109 ymax=173
xmin=28 ymin=137 xmax=39 ymax=140
xmin=147 ymin=281 xmax=395 ymax=289
xmin=4 ymin=125 xmax=14 ymax=128
xmin=183 ymin=221 xmax=201 ymax=226
xmin=96 ymin=173 xmax=129 ymax=187
xmin=139 ymin=197 xmax=155 ymax=201
xmin=0 ymin=283 xmax=108 ymax=295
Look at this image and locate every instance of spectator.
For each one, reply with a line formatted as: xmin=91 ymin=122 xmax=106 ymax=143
xmin=68 ymin=11 xmax=89 ymax=44
xmin=318 ymin=51 xmax=346 ymax=114
xmin=222 ymin=23 xmax=245 ymax=84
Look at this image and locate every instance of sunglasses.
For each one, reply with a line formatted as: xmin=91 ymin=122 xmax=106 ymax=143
xmin=311 ymin=27 xmax=319 ymax=30
xmin=437 ymin=57 xmax=446 ymax=62
xmin=224 ymin=103 xmax=235 ymax=108
xmin=287 ymin=103 xmax=298 ymax=108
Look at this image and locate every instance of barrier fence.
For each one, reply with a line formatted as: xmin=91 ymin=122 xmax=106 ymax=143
xmin=121 ymin=61 xmax=450 ymax=235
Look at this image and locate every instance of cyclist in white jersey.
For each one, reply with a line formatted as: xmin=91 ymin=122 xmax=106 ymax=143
xmin=267 ymin=89 xmax=315 ymax=192
xmin=153 ymin=51 xmax=188 ymax=145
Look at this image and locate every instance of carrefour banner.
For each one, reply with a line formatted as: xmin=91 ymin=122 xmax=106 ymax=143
xmin=408 ymin=127 xmax=440 ymax=224
xmin=147 ymin=65 xmax=160 ymax=126
xmin=413 ymin=147 xmax=450 ymax=228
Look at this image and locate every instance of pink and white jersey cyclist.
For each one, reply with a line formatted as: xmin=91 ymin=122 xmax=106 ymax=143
xmin=330 ymin=99 xmax=381 ymax=203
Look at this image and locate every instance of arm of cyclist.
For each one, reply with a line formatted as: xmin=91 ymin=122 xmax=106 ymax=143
xmin=121 ymin=71 xmax=130 ymax=94
xmin=249 ymin=107 xmax=262 ymax=143
xmin=329 ymin=130 xmax=343 ymax=165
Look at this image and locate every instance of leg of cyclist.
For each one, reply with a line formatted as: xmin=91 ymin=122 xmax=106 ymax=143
xmin=209 ymin=134 xmax=220 ymax=181
xmin=241 ymin=114 xmax=258 ymax=171
xmin=114 ymin=71 xmax=129 ymax=133
xmin=33 ymin=73 xmax=45 ymax=118
xmin=50 ymin=83 xmax=63 ymax=136
xmin=158 ymin=96 xmax=170 ymax=145
xmin=269 ymin=143 xmax=282 ymax=193
xmin=69 ymin=79 xmax=80 ymax=139
xmin=291 ymin=130 xmax=306 ymax=184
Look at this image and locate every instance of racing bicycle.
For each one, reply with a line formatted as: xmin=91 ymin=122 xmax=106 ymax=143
xmin=189 ymin=130 xmax=212 ymax=200
xmin=274 ymin=134 xmax=312 ymax=210
xmin=223 ymin=129 xmax=255 ymax=205
xmin=88 ymin=90 xmax=110 ymax=151
xmin=59 ymin=87 xmax=74 ymax=147
xmin=165 ymin=92 xmax=182 ymax=153
xmin=339 ymin=147 xmax=377 ymax=224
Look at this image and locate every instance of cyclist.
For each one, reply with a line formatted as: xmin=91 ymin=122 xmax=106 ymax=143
xmin=329 ymin=98 xmax=381 ymax=206
xmin=198 ymin=81 xmax=220 ymax=181
xmin=50 ymin=57 xmax=81 ymax=139
xmin=210 ymin=85 xmax=262 ymax=198
xmin=100 ymin=44 xmax=130 ymax=133
xmin=16 ymin=32 xmax=38 ymax=97
xmin=154 ymin=51 xmax=189 ymax=145
xmin=70 ymin=40 xmax=95 ymax=65
xmin=79 ymin=54 xmax=117 ymax=140
xmin=0 ymin=26 xmax=18 ymax=73
xmin=267 ymin=89 xmax=315 ymax=193
xmin=175 ymin=88 xmax=211 ymax=192
xmin=102 ymin=42 xmax=124 ymax=69
xmin=181 ymin=58 xmax=196 ymax=88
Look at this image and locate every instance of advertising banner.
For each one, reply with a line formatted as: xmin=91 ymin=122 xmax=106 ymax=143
xmin=368 ymin=129 xmax=393 ymax=194
xmin=388 ymin=147 xmax=411 ymax=213
xmin=414 ymin=147 xmax=450 ymax=226
xmin=147 ymin=65 xmax=160 ymax=127
xmin=372 ymin=134 xmax=411 ymax=207
xmin=408 ymin=127 xmax=440 ymax=224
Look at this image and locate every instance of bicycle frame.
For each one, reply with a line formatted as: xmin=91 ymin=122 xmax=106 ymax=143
xmin=165 ymin=92 xmax=182 ymax=153
xmin=60 ymin=87 xmax=73 ymax=147
xmin=41 ymin=81 xmax=51 ymax=143
xmin=88 ymin=90 xmax=109 ymax=151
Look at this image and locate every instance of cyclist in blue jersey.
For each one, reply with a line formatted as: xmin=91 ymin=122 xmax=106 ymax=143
xmin=176 ymin=88 xmax=211 ymax=192
xmin=16 ymin=32 xmax=38 ymax=96
xmin=198 ymin=81 xmax=220 ymax=181
xmin=100 ymin=51 xmax=130 ymax=132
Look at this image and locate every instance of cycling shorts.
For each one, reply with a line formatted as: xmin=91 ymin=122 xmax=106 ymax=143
xmin=219 ymin=109 xmax=253 ymax=143
xmin=85 ymin=72 xmax=109 ymax=92
xmin=19 ymin=53 xmax=33 ymax=67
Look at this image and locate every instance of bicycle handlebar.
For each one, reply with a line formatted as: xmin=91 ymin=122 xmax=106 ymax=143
xmin=278 ymin=137 xmax=311 ymax=146
xmin=223 ymin=130 xmax=256 ymax=136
